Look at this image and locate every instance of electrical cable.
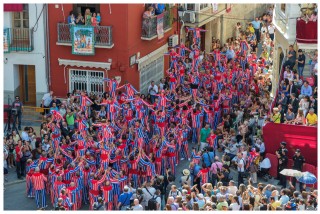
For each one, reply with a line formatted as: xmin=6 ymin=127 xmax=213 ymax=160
xmin=32 ymin=4 xmax=45 ymax=32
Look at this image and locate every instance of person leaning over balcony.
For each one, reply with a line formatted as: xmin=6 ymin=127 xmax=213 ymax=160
xmin=76 ymin=12 xmax=84 ymax=25
xmin=142 ymin=7 xmax=156 ymax=35
xmin=306 ymin=11 xmax=318 ymax=22
xmin=84 ymin=8 xmax=92 ymax=26
xmin=154 ymin=4 xmax=166 ymax=15
xmin=143 ymin=6 xmax=155 ymax=19
xmin=67 ymin=11 xmax=75 ymax=25
xmin=96 ymin=12 xmax=101 ymax=25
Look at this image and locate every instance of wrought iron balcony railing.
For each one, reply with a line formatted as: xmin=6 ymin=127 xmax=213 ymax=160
xmin=57 ymin=24 xmax=113 ymax=47
xmin=141 ymin=11 xmax=171 ymax=39
xmin=4 ymin=28 xmax=34 ymax=52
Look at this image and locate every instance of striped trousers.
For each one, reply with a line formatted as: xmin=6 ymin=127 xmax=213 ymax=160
xmin=35 ymin=189 xmax=46 ymax=208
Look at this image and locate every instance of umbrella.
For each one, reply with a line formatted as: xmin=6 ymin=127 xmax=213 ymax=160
xmin=296 ymin=172 xmax=317 ymax=185
xmin=280 ymin=169 xmax=303 ymax=177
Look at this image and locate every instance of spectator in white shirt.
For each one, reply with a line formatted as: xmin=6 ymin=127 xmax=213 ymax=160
xmin=148 ymin=81 xmax=158 ymax=104
xmin=42 ymin=91 xmax=53 ymax=115
xmin=227 ymin=180 xmax=238 ymax=196
xmin=142 ymin=181 xmax=156 ymax=210
xmin=283 ymin=67 xmax=293 ymax=81
xmin=267 ymin=23 xmax=275 ymax=41
xmin=132 ymin=199 xmax=144 ymax=210
xmin=229 ymin=195 xmax=241 ymax=210
xmin=21 ymin=127 xmax=30 ymax=142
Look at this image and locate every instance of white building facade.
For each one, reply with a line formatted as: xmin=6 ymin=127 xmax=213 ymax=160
xmin=4 ymin=4 xmax=48 ymax=106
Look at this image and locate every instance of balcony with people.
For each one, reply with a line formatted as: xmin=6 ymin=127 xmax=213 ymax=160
xmin=296 ymin=6 xmax=318 ymax=44
xmin=141 ymin=4 xmax=172 ymax=40
xmin=57 ymin=8 xmax=113 ymax=48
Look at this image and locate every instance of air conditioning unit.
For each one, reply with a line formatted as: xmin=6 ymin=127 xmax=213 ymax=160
xmin=168 ymin=35 xmax=179 ymax=47
xmin=183 ymin=11 xmax=196 ymax=23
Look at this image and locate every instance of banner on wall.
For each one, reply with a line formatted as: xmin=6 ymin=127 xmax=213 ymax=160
xmin=71 ymin=25 xmax=95 ymax=55
xmin=4 ymin=28 xmax=10 ymax=53
xmin=157 ymin=13 xmax=164 ymax=40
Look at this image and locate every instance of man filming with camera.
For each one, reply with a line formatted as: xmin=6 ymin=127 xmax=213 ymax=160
xmin=11 ymin=96 xmax=24 ymax=131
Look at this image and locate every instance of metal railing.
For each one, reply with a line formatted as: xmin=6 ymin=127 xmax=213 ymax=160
xmin=6 ymin=28 xmax=34 ymax=52
xmin=22 ymin=106 xmax=49 ymax=123
xmin=141 ymin=11 xmax=171 ymax=39
xmin=57 ymin=23 xmax=113 ymax=47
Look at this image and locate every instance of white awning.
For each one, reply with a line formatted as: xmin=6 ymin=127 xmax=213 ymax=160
xmin=58 ymin=58 xmax=111 ymax=70
xmin=297 ymin=43 xmax=318 ymax=50
xmin=137 ymin=44 xmax=168 ymax=70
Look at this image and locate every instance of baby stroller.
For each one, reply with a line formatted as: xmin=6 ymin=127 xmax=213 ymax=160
xmin=257 ymin=157 xmax=272 ymax=182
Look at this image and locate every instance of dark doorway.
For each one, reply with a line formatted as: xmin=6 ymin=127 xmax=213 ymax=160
xmin=73 ymin=4 xmax=100 ymax=15
xmin=279 ymin=51 xmax=284 ymax=74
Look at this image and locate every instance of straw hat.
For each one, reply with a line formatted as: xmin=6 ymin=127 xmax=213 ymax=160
xmin=183 ymin=169 xmax=190 ymax=176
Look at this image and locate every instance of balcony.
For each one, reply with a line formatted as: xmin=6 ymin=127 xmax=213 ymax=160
xmin=4 ymin=28 xmax=34 ymax=52
xmin=57 ymin=24 xmax=114 ymax=48
xmin=181 ymin=4 xmax=227 ymax=27
xmin=141 ymin=11 xmax=172 ymax=40
xmin=296 ymin=19 xmax=317 ymax=44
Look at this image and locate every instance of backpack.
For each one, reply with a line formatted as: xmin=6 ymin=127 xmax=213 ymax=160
xmin=148 ymin=195 xmax=160 ymax=210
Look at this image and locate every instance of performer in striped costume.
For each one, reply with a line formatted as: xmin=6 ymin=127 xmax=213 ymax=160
xmin=104 ymin=77 xmax=119 ymax=98
xmin=31 ymin=167 xmax=48 ymax=209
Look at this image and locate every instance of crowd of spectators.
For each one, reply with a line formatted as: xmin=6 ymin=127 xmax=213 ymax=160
xmin=3 ymin=6 xmax=318 ymax=212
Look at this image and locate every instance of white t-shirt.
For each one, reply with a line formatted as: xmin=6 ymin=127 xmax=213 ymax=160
xmin=237 ymin=159 xmax=245 ymax=172
xmin=228 ymin=186 xmax=238 ymax=196
xmin=230 ymin=202 xmax=241 ymax=210
xmin=268 ymin=25 xmax=275 ymax=34
xmin=148 ymin=84 xmax=158 ymax=95
xmin=142 ymin=187 xmax=156 ymax=205
xmin=42 ymin=93 xmax=52 ymax=107
xmin=132 ymin=204 xmax=144 ymax=210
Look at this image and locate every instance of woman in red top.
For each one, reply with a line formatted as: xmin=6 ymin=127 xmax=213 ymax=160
xmin=15 ymin=140 xmax=24 ymax=179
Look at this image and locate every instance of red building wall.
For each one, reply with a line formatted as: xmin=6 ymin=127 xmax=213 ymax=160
xmin=48 ymin=4 xmax=177 ymax=97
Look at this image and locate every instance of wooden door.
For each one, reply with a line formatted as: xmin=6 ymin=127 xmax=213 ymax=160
xmin=19 ymin=65 xmax=36 ymax=105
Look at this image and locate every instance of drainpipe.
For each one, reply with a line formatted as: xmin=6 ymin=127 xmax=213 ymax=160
xmin=44 ymin=4 xmax=51 ymax=90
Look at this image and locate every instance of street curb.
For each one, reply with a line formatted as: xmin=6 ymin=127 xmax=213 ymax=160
xmin=4 ymin=179 xmax=25 ymax=186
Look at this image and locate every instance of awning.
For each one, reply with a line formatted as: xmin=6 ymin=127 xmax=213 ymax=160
xmin=297 ymin=42 xmax=318 ymax=50
xmin=58 ymin=58 xmax=111 ymax=70
xmin=136 ymin=44 xmax=168 ymax=70
xmin=4 ymin=4 xmax=23 ymax=12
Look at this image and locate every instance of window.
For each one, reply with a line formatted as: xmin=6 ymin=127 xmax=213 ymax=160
xmin=139 ymin=56 xmax=164 ymax=95
xmin=12 ymin=4 xmax=29 ymax=29
xmin=200 ymin=4 xmax=209 ymax=10
xmin=73 ymin=4 xmax=100 ymax=16
xmin=186 ymin=4 xmax=195 ymax=11
xmin=69 ymin=69 xmax=105 ymax=97
xmin=280 ymin=4 xmax=286 ymax=13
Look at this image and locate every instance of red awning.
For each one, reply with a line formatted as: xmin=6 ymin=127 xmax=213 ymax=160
xmin=4 ymin=4 xmax=23 ymax=12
